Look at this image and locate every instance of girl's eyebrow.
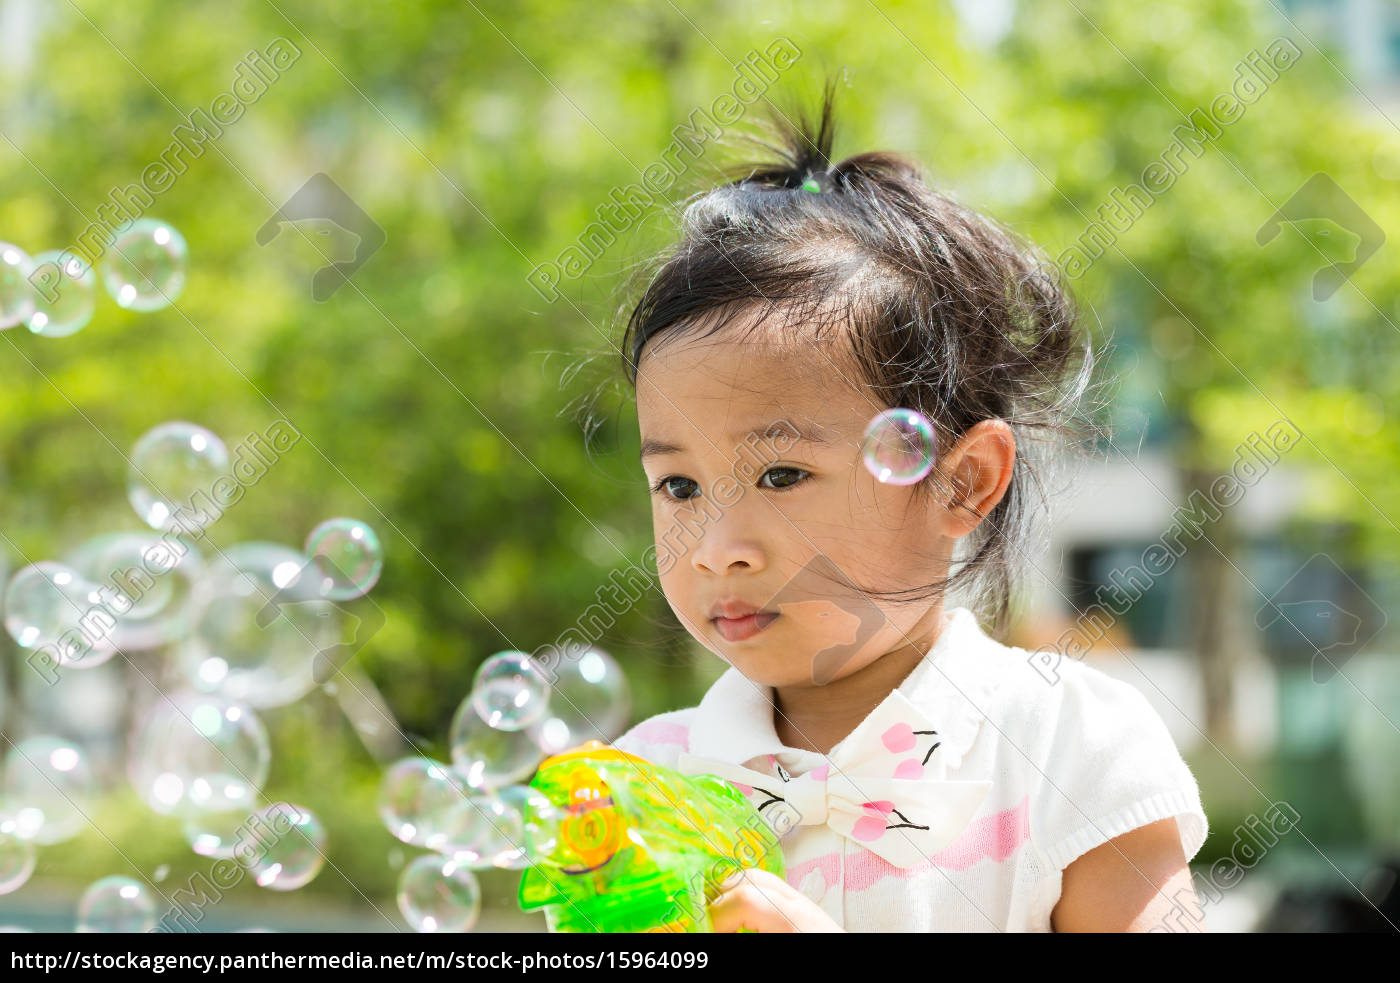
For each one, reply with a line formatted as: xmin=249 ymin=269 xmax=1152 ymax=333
xmin=639 ymin=419 xmax=832 ymax=460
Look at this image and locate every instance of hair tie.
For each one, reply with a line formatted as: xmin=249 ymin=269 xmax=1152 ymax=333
xmin=800 ymin=174 xmax=822 ymax=194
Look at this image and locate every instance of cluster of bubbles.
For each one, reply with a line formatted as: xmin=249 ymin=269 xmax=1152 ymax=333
xmin=0 ymin=417 xmax=385 ymax=928
xmin=379 ymin=646 xmax=631 ymax=932
xmin=0 ymin=220 xmax=189 ymax=339
xmin=0 ymin=234 xmax=638 ymax=932
xmin=860 ymin=408 xmax=938 ymax=485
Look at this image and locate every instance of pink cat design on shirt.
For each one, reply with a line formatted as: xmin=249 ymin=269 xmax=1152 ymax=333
xmin=787 ymin=796 xmax=1031 ymax=895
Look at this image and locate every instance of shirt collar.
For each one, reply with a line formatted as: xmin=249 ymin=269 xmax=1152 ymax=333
xmin=686 ymin=605 xmax=1000 ymax=772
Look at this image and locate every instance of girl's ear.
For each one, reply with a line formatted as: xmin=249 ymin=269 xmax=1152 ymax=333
xmin=932 ymin=420 xmax=1016 ymax=539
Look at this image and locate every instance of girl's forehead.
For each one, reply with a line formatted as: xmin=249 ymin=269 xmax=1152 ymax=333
xmin=636 ymin=334 xmax=874 ymax=441
xmin=638 ymin=332 xmax=863 ymax=406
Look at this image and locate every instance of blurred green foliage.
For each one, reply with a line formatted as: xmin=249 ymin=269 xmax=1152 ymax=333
xmin=0 ymin=0 xmax=1395 ymax=921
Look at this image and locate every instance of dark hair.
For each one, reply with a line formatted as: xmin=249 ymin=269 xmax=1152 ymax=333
xmin=618 ymin=81 xmax=1096 ymax=636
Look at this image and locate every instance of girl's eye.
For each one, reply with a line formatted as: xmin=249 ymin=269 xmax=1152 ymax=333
xmin=652 ymin=476 xmax=700 ymax=501
xmin=759 ymin=467 xmax=809 ymax=490
xmin=650 ymin=468 xmax=811 ymax=502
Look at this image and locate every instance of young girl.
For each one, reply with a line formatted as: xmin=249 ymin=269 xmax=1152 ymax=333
xmin=610 ymin=88 xmax=1207 ymax=933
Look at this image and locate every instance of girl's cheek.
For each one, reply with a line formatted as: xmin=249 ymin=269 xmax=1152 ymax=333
xmin=656 ymin=569 xmax=689 ymax=614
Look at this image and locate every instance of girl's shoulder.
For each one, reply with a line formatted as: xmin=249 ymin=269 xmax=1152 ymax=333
xmin=928 ymin=611 xmax=1178 ymax=756
xmin=956 ymin=631 xmax=1209 ymax=872
xmin=978 ymin=635 xmax=1181 ymax=759
xmin=611 ymin=706 xmax=699 ymax=769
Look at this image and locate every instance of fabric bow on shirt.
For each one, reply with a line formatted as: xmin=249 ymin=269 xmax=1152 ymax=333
xmin=675 ymin=689 xmax=991 ymax=869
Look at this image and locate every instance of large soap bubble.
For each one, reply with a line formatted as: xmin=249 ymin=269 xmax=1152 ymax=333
xmin=471 ymin=651 xmax=550 ymax=731
xmin=490 ymin=784 xmax=559 ymax=869
xmin=860 ymin=408 xmax=938 ymax=485
xmin=527 ymin=646 xmax=631 ymax=755
xmin=76 ymin=876 xmax=157 ymax=933
xmin=63 ymin=532 xmax=204 ymax=652
xmin=180 ymin=543 xmax=340 ymax=708
xmin=3 ymin=562 xmax=119 ymax=669
xmin=26 ymin=251 xmax=96 ymax=338
xmin=235 ymin=802 xmax=326 ymax=891
xmin=0 ymin=737 xmax=95 ymax=844
xmin=426 ymin=797 xmax=493 ymax=864
xmin=101 ymin=219 xmax=188 ymax=311
xmin=397 ymin=855 xmax=481 ymax=933
xmin=304 ymin=518 xmax=383 ymax=600
xmin=377 ymin=757 xmax=469 ymax=848
xmin=128 ymin=690 xmax=269 ymax=816
xmin=454 ymin=791 xmax=533 ymax=870
xmin=127 ymin=422 xmax=231 ymax=533
xmin=449 ymin=695 xmax=543 ymax=791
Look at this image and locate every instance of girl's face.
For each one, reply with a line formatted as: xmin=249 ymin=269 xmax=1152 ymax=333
xmin=636 ymin=324 xmax=968 ymax=690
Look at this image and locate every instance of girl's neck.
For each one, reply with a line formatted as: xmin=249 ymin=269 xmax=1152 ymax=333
xmin=770 ymin=603 xmax=947 ymax=756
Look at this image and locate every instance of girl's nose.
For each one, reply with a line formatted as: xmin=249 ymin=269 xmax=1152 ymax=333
xmin=690 ymin=520 xmax=766 ymax=576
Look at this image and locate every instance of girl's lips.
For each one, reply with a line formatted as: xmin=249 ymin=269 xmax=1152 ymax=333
xmin=712 ymin=611 xmax=779 ymax=643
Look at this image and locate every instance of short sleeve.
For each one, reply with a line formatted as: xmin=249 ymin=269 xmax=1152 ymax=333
xmin=1025 ymin=660 xmax=1208 ymax=873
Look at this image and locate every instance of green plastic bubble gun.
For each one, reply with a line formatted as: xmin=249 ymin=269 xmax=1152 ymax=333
xmin=516 ymin=739 xmax=785 ymax=933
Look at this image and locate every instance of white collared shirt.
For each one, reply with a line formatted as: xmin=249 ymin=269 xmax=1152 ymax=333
xmin=612 ymin=606 xmax=1209 ymax=932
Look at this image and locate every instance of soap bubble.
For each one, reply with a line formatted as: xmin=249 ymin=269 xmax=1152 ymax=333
xmin=305 ymin=518 xmax=383 ymax=601
xmin=236 ymin=802 xmax=326 ymax=891
xmin=26 ymin=251 xmax=96 ymax=337
xmin=491 ymin=784 xmax=559 ymax=869
xmin=3 ymin=562 xmax=119 ymax=669
xmin=0 ymin=242 xmax=36 ymax=329
xmin=427 ymin=798 xmax=493 ymax=863
xmin=397 ymin=854 xmax=481 ymax=933
xmin=0 ymin=737 xmax=94 ymax=844
xmin=377 ymin=758 xmax=468 ymax=848
xmin=461 ymin=792 xmax=527 ymax=869
xmin=527 ymin=647 xmax=631 ymax=755
xmin=128 ymin=422 xmax=231 ymax=532
xmin=183 ymin=810 xmax=253 ymax=859
xmin=427 ymin=787 xmax=556 ymax=869
xmin=0 ymin=834 xmax=36 ymax=895
xmin=471 ymin=652 xmax=550 ymax=731
xmin=76 ymin=876 xmax=157 ymax=933
xmin=449 ymin=695 xmax=543 ymax=790
xmin=860 ymin=408 xmax=938 ymax=485
xmin=129 ymin=691 xmax=269 ymax=816
xmin=180 ymin=542 xmax=339 ymax=708
xmin=102 ymin=219 xmax=188 ymax=311
xmin=64 ymin=533 xmax=204 ymax=651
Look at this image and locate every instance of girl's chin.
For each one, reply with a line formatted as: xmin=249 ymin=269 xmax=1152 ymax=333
xmin=709 ymin=644 xmax=845 ymax=688
xmin=718 ymin=661 xmax=808 ymax=689
xmin=712 ymin=638 xmax=895 ymax=689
